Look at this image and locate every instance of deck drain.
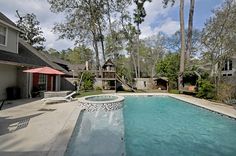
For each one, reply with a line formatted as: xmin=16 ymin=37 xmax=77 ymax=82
xmin=38 ymin=108 xmax=56 ymax=111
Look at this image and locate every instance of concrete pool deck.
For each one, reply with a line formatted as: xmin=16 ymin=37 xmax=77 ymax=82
xmin=0 ymin=93 xmax=236 ymax=156
xmin=0 ymin=98 xmax=81 ymax=156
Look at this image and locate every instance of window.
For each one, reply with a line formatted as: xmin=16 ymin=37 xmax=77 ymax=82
xmin=144 ymin=81 xmax=146 ymax=87
xmin=38 ymin=74 xmax=47 ymax=91
xmin=222 ymin=60 xmax=228 ymax=71
xmin=222 ymin=59 xmax=233 ymax=71
xmin=223 ymin=74 xmax=227 ymax=77
xmin=39 ymin=74 xmax=46 ymax=84
xmin=229 ymin=59 xmax=232 ymax=70
xmin=0 ymin=25 xmax=7 ymax=45
xmin=228 ymin=74 xmax=232 ymax=76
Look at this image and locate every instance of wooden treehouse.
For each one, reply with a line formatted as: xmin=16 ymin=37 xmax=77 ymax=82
xmin=101 ymin=59 xmax=116 ymax=92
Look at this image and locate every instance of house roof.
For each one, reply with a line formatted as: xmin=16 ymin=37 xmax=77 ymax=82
xmin=0 ymin=12 xmax=79 ymax=76
xmin=18 ymin=38 xmax=74 ymax=75
xmin=0 ymin=44 xmax=50 ymax=67
xmin=0 ymin=12 xmax=21 ymax=31
xmin=41 ymin=51 xmax=86 ymax=76
xmin=154 ymin=77 xmax=169 ymax=82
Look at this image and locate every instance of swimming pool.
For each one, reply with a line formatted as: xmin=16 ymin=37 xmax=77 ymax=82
xmin=65 ymin=95 xmax=236 ymax=156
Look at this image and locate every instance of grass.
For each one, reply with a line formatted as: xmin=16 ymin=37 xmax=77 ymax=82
xmin=76 ymin=90 xmax=103 ymax=98
xmin=169 ymin=89 xmax=180 ymax=94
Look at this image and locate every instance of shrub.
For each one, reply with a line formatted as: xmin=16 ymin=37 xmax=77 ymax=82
xmin=217 ymin=83 xmax=235 ymax=103
xmin=196 ymin=79 xmax=215 ymax=99
xmin=169 ymin=89 xmax=180 ymax=94
xmin=95 ymin=86 xmax=102 ymax=91
xmin=81 ymin=72 xmax=94 ymax=91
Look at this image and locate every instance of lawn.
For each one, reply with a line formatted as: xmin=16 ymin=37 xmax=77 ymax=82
xmin=76 ymin=90 xmax=103 ymax=98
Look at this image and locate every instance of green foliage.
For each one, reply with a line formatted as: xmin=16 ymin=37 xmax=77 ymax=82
xmin=169 ymin=89 xmax=180 ymax=94
xmin=16 ymin=12 xmax=46 ymax=50
xmin=201 ymin=0 xmax=236 ymax=80
xmin=217 ymin=83 xmax=236 ymax=102
xmin=47 ymin=48 xmax=61 ymax=58
xmin=156 ymin=53 xmax=179 ymax=88
xmin=95 ymin=86 xmax=102 ymax=91
xmin=76 ymin=90 xmax=102 ymax=98
xmin=67 ymin=46 xmax=93 ymax=64
xmin=105 ymin=30 xmax=124 ymax=59
xmin=81 ymin=72 xmax=94 ymax=91
xmin=162 ymin=0 xmax=175 ymax=7
xmin=46 ymin=45 xmax=93 ymax=65
xmin=196 ymin=79 xmax=215 ymax=99
xmin=133 ymin=0 xmax=152 ymax=32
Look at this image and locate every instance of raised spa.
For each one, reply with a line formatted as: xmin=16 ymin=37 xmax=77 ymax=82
xmin=78 ymin=95 xmax=125 ymax=112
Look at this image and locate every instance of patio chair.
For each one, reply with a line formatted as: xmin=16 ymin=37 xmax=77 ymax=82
xmin=42 ymin=91 xmax=77 ymax=104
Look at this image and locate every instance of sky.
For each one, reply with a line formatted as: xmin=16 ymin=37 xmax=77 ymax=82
xmin=0 ymin=0 xmax=224 ymax=51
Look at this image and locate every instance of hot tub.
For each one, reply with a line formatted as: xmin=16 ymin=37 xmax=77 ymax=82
xmin=78 ymin=95 xmax=125 ymax=112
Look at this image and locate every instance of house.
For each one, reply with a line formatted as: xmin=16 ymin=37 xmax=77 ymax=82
xmin=0 ymin=12 xmax=60 ymax=99
xmin=221 ymin=55 xmax=236 ymax=85
xmin=0 ymin=12 xmax=80 ymax=100
xmin=40 ymin=52 xmax=86 ymax=90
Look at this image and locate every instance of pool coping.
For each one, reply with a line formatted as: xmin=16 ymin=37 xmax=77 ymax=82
xmin=47 ymin=105 xmax=82 ymax=156
xmin=79 ymin=94 xmax=125 ymax=104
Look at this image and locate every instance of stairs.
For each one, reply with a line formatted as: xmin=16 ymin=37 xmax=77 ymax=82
xmin=116 ymin=74 xmax=137 ymax=92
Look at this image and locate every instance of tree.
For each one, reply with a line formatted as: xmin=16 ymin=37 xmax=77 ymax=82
xmin=48 ymin=0 xmax=132 ymax=76
xmin=178 ymin=0 xmax=186 ymax=91
xmin=141 ymin=33 xmax=166 ymax=78
xmin=133 ymin=0 xmax=151 ymax=78
xmin=156 ymin=53 xmax=180 ymax=89
xmin=201 ymin=0 xmax=236 ymax=95
xmin=105 ymin=29 xmax=124 ymax=60
xmin=47 ymin=48 xmax=60 ymax=58
xmin=48 ymin=0 xmax=105 ymax=74
xmin=67 ymin=46 xmax=94 ymax=64
xmin=16 ymin=11 xmax=46 ymax=50
xmin=123 ymin=23 xmax=139 ymax=78
xmin=186 ymin=0 xmax=195 ymax=65
xmin=165 ymin=29 xmax=201 ymax=58
xmin=163 ymin=0 xmax=196 ymax=90
xmin=163 ymin=0 xmax=196 ymax=64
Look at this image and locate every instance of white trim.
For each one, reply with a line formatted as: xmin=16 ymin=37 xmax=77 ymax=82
xmin=46 ymin=75 xmax=48 ymax=91
xmin=0 ymin=19 xmax=21 ymax=32
xmin=51 ymin=76 xmax=53 ymax=91
xmin=16 ymin=32 xmax=19 ymax=54
xmin=0 ymin=24 xmax=8 ymax=46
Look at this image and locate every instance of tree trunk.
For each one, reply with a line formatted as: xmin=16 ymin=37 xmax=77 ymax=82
xmin=137 ymin=25 xmax=141 ymax=78
xmin=92 ymin=33 xmax=100 ymax=77
xmin=106 ymin=0 xmax=112 ymax=32
xmin=97 ymin=21 xmax=106 ymax=62
xmin=178 ymin=0 xmax=186 ymax=91
xmin=131 ymin=50 xmax=138 ymax=78
xmin=186 ymin=0 xmax=195 ymax=65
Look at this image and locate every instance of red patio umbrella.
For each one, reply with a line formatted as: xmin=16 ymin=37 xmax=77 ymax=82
xmin=23 ymin=66 xmax=65 ymax=75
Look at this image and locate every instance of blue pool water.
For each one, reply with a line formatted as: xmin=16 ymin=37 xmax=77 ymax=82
xmin=65 ymin=109 xmax=125 ymax=156
xmin=124 ymin=96 xmax=236 ymax=156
